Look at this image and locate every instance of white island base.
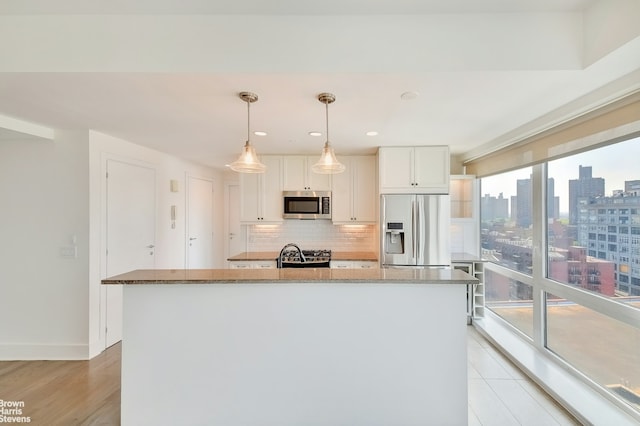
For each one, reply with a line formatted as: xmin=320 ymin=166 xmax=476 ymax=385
xmin=121 ymin=282 xmax=468 ymax=425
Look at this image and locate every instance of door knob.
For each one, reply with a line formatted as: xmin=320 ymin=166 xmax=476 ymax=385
xmin=189 ymin=237 xmax=197 ymax=241
xmin=146 ymin=245 xmax=155 ymax=248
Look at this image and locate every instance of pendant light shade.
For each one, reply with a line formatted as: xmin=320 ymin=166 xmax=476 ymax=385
xmin=229 ymin=92 xmax=266 ymax=173
xmin=312 ymin=93 xmax=345 ymax=174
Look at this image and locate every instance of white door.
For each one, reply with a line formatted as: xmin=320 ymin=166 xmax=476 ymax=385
xmin=106 ymin=160 xmax=156 ymax=348
xmin=227 ymin=183 xmax=245 ymax=262
xmin=187 ymin=176 xmax=214 ymax=269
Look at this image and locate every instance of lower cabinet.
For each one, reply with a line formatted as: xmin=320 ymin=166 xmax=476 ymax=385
xmin=330 ymin=261 xmax=378 ymax=269
xmin=229 ymin=261 xmax=277 ymax=269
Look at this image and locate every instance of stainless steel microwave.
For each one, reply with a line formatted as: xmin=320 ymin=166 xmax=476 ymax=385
xmin=283 ymin=191 xmax=331 ymax=219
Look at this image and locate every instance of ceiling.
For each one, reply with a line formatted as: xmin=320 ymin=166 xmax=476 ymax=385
xmin=1 ymin=0 xmax=639 ymax=171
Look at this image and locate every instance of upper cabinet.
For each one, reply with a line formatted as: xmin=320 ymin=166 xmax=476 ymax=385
xmin=331 ymin=156 xmax=377 ymax=224
xmin=378 ymin=146 xmax=450 ymax=194
xmin=240 ymin=155 xmax=283 ymax=223
xmin=282 ymin=156 xmax=331 ymax=191
xmin=450 ymin=174 xmax=480 ymax=256
xmin=450 ymin=175 xmax=476 ymax=219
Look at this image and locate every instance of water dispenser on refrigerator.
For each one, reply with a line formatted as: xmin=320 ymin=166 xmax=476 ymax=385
xmin=384 ymin=222 xmax=405 ymax=254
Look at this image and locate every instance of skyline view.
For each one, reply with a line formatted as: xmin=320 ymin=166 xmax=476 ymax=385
xmin=481 ymin=136 xmax=640 ymax=214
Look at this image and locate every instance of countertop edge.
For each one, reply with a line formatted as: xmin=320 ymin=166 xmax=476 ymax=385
xmin=103 ymin=279 xmax=477 ymax=285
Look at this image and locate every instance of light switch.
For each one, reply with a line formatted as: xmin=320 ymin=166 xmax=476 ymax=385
xmin=170 ymin=180 xmax=179 ymax=192
xmin=60 ymin=246 xmax=77 ymax=259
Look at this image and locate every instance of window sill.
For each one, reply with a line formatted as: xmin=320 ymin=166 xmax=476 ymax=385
xmin=473 ymin=312 xmax=639 ymax=425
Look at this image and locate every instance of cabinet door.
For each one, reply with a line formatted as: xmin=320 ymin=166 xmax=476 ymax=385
xmin=330 ymin=157 xmax=352 ymax=223
xmin=306 ymin=155 xmax=332 ymax=191
xmin=261 ymin=156 xmax=283 ymax=221
xmin=283 ymin=156 xmax=332 ymax=191
xmin=239 ymin=156 xmax=282 ymax=223
xmin=239 ymin=173 xmax=261 ymax=222
xmin=354 ymin=261 xmax=378 ymax=269
xmin=413 ymin=146 xmax=449 ymax=193
xmin=252 ymin=261 xmax=277 ymax=269
xmin=351 ymin=156 xmax=377 ymax=223
xmin=330 ymin=261 xmax=354 ymax=269
xmin=378 ymin=147 xmax=414 ymax=192
xmin=229 ymin=261 xmax=252 ymax=269
xmin=282 ymin=156 xmax=307 ymax=190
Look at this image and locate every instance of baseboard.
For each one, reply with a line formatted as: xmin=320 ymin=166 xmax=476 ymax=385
xmin=88 ymin=338 xmax=105 ymax=359
xmin=0 ymin=343 xmax=90 ymax=360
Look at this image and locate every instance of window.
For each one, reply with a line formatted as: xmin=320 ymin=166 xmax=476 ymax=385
xmin=485 ymin=269 xmax=533 ymax=339
xmin=481 ymin=167 xmax=533 ymax=336
xmin=481 ymin=168 xmax=533 ymax=275
xmin=480 ymin=136 xmax=640 ymax=418
xmin=548 ymin=138 xmax=640 ymax=300
xmin=546 ymin=293 xmax=640 ymax=412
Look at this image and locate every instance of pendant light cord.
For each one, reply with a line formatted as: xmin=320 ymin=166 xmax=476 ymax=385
xmin=325 ymin=100 xmax=330 ymax=146
xmin=246 ymin=99 xmax=251 ymax=145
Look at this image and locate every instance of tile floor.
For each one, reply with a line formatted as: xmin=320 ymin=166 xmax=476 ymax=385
xmin=467 ymin=326 xmax=581 ymax=425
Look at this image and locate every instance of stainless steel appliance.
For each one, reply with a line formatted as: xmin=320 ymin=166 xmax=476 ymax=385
xmin=381 ymin=194 xmax=450 ymax=268
xmin=277 ymin=243 xmax=331 ymax=268
xmin=283 ymin=191 xmax=331 ymax=220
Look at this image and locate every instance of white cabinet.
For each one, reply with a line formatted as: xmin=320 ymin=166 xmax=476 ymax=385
xmin=229 ymin=260 xmax=277 ymax=269
xmin=378 ymin=146 xmax=450 ymax=194
xmin=331 ymin=155 xmax=377 ymax=224
xmin=240 ymin=156 xmax=283 ymax=223
xmin=330 ymin=260 xmax=378 ymax=269
xmin=450 ymin=175 xmax=479 ymax=256
xmin=282 ymin=156 xmax=331 ymax=191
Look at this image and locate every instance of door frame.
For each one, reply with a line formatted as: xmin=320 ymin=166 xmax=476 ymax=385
xmin=185 ymin=173 xmax=215 ymax=268
xmin=224 ymin=179 xmax=246 ymax=267
xmin=100 ymin=153 xmax=157 ymax=352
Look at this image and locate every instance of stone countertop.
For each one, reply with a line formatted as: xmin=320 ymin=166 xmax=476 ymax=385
xmin=102 ymin=267 xmax=477 ymax=285
xmin=227 ymin=251 xmax=378 ymax=262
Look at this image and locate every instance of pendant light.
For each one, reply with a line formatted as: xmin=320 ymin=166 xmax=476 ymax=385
xmin=311 ymin=92 xmax=345 ymax=174
xmin=228 ymin=91 xmax=266 ymax=173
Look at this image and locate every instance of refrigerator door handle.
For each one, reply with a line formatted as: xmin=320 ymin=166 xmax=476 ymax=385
xmin=411 ymin=199 xmax=417 ymax=260
xmin=416 ymin=198 xmax=421 ymax=260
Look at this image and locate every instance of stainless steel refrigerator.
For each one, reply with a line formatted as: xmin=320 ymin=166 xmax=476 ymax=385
xmin=381 ymin=194 xmax=451 ymax=268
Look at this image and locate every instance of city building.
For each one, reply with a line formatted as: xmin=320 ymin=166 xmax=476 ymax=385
xmin=577 ymin=189 xmax=640 ymax=296
xmin=549 ymin=246 xmax=616 ymax=296
xmin=569 ymin=165 xmax=605 ymax=224
xmin=480 ymin=192 xmax=509 ymax=222
xmin=514 ymin=176 xmax=557 ymax=227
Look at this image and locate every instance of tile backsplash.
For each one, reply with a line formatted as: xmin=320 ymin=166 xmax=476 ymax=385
xmin=247 ymin=221 xmax=377 ymax=252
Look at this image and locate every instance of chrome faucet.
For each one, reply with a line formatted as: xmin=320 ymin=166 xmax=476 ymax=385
xmin=277 ymin=243 xmax=305 ymax=268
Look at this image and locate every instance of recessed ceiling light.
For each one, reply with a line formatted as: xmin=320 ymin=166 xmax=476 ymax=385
xmin=400 ymin=91 xmax=419 ymax=100
xmin=308 ymin=131 xmax=322 ymax=137
xmin=366 ymin=131 xmax=378 ymax=136
xmin=254 ymin=131 xmax=267 ymax=136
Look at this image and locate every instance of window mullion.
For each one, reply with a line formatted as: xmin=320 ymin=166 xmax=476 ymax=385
xmin=531 ymin=164 xmax=547 ymax=348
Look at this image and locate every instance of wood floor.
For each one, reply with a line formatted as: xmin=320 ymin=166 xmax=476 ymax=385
xmin=0 ymin=328 xmax=580 ymax=426
xmin=0 ymin=343 xmax=121 ymax=425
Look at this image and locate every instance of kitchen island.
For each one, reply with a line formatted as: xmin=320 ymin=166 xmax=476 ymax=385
xmin=103 ymin=268 xmax=477 ymax=426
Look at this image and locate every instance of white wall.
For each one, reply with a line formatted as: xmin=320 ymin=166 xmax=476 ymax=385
xmin=0 ymin=127 xmax=222 ymax=360
xmin=584 ymin=0 xmax=640 ymax=66
xmin=88 ymin=130 xmax=223 ymax=357
xmin=0 ymin=130 xmax=90 ymax=359
xmin=0 ymin=14 xmax=583 ymax=72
